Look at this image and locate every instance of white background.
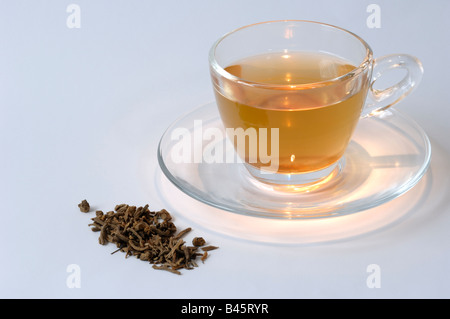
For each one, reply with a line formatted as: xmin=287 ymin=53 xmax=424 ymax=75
xmin=1 ymin=0 xmax=449 ymax=298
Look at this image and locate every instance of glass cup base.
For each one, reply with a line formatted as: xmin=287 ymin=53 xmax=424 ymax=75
xmin=244 ymin=158 xmax=345 ymax=189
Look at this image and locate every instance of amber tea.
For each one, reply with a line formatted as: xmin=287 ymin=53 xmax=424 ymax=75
xmin=214 ymin=51 xmax=368 ymax=174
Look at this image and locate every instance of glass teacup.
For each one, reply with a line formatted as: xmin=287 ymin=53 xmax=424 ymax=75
xmin=209 ymin=20 xmax=423 ymax=185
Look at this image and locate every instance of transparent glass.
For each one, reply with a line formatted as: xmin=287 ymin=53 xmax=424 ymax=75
xmin=209 ymin=20 xmax=424 ymax=186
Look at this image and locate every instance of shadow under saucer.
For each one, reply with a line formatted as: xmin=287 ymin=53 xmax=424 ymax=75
xmin=155 ymin=165 xmax=430 ymax=245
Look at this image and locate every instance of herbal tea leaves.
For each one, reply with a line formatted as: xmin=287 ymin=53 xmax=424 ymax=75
xmin=82 ymin=201 xmax=217 ymax=275
xmin=78 ymin=200 xmax=90 ymax=213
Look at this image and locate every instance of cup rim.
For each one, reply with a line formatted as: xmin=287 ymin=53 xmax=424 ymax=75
xmin=209 ymin=20 xmax=373 ymax=89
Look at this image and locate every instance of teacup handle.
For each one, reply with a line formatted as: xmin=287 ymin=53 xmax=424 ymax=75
xmin=361 ymin=54 xmax=424 ymax=118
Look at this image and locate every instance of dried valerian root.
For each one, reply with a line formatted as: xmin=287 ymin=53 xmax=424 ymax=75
xmin=78 ymin=199 xmax=90 ymax=213
xmin=201 ymin=245 xmax=219 ymax=251
xmin=192 ymin=237 xmax=206 ymax=247
xmin=82 ymin=202 xmax=218 ymax=275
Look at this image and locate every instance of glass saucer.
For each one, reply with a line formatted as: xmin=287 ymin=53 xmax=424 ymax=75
xmin=157 ymin=101 xmax=431 ymax=219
